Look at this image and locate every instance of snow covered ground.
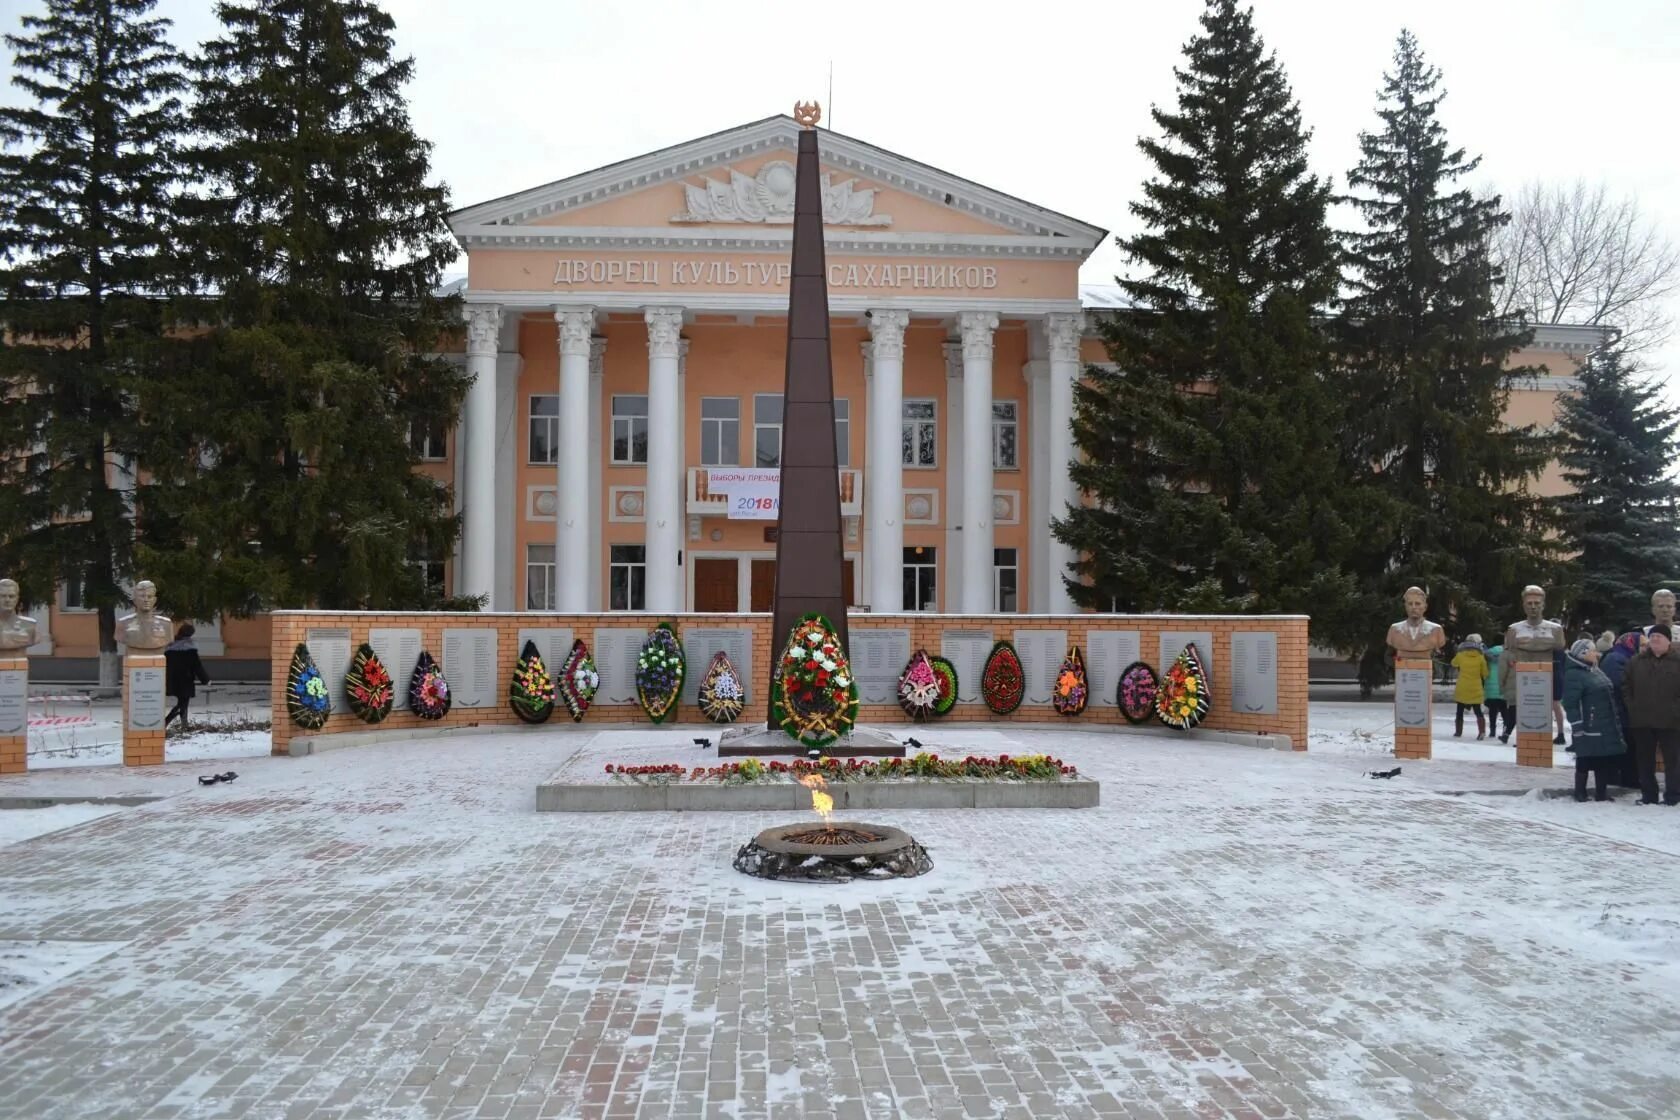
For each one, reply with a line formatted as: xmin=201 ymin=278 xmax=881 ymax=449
xmin=1 ymin=711 xmax=1677 ymax=1119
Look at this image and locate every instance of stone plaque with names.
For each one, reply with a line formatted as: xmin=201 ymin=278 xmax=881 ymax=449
xmin=517 ymin=627 xmax=576 ymax=685
xmin=1515 ymin=666 xmax=1553 ymax=733
xmin=594 ymin=628 xmax=648 ymax=705
xmin=682 ymin=627 xmax=753 ymax=706
xmin=939 ymin=629 xmax=992 ymax=704
xmin=1230 ymin=632 xmax=1279 ymax=715
xmin=1013 ymin=629 xmax=1067 ymax=705
xmin=1394 ymin=666 xmax=1431 ymax=729
xmin=1085 ymin=630 xmax=1142 ymax=708
xmin=441 ymin=627 xmax=498 ymax=710
xmin=127 ymin=665 xmax=165 ymax=731
xmin=306 ymin=627 xmax=352 ymax=716
xmin=368 ymin=627 xmax=423 ymax=711
xmin=1159 ymin=631 xmax=1215 ymax=690
xmin=0 ymin=668 xmax=26 ymax=735
xmin=851 ymin=629 xmax=911 ymax=705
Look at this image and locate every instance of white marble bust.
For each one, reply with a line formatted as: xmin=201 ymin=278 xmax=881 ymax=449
xmin=117 ymin=580 xmax=173 ymax=652
xmin=1387 ymin=587 xmax=1445 ymax=656
xmin=0 ymin=578 xmax=38 ymax=653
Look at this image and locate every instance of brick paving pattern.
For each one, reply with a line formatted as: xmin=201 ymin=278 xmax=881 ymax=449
xmin=2 ymin=729 xmax=1678 ymax=1119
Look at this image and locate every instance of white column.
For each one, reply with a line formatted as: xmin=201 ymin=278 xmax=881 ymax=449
xmin=587 ymin=339 xmax=605 ymax=610
xmin=943 ymin=341 xmax=963 ymax=613
xmin=866 ymin=309 xmax=909 ymax=615
xmin=555 ymin=306 xmax=594 ymax=611
xmin=959 ymin=311 xmax=998 ymax=614
xmin=678 ymin=339 xmax=691 ymax=567
xmin=644 ymin=307 xmax=684 ymax=612
xmin=1024 ymin=357 xmax=1052 ymax=613
xmin=461 ymin=302 xmax=502 ymax=609
xmin=1045 ymin=312 xmax=1085 ymax=614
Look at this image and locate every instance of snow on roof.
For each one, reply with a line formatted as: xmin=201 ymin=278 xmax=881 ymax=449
xmin=1079 ymin=283 xmax=1135 ymax=310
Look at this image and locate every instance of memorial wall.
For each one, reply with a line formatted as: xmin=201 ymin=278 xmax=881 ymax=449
xmin=269 ymin=611 xmax=1309 ymax=755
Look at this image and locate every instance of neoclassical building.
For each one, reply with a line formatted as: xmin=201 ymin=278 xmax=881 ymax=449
xmin=26 ymin=114 xmax=1609 ymax=671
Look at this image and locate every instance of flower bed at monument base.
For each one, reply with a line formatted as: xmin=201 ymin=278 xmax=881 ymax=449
xmin=539 ymin=751 xmax=1098 ymax=812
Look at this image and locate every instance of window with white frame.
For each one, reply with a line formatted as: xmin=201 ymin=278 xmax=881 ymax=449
xmin=753 ymin=393 xmax=783 ymax=468
xmin=902 ymin=545 xmax=937 ymax=611
xmin=902 ymin=400 xmax=936 ymax=467
xmin=411 ymin=418 xmax=448 ymax=461
xmin=700 ymin=397 xmax=739 ymax=466
xmin=610 ymin=544 xmax=647 ymax=610
xmin=611 ymin=395 xmax=648 ymax=464
xmin=526 ymin=543 xmax=556 ymax=610
xmin=409 ymin=541 xmax=446 ymax=600
xmin=528 ymin=396 xmax=559 ymax=464
xmin=834 ymin=398 xmax=851 ymax=467
xmin=994 ymin=547 xmax=1019 ymax=612
xmin=61 ymin=571 xmax=88 ymax=611
xmin=992 ymin=401 xmax=1018 ymax=469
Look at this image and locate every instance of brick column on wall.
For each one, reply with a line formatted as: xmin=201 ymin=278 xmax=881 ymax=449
xmin=0 ymin=655 xmax=26 ymax=774
xmin=1392 ymin=658 xmax=1433 ymax=760
xmin=1514 ymin=661 xmax=1555 ymax=768
xmin=122 ymin=652 xmax=167 ymax=767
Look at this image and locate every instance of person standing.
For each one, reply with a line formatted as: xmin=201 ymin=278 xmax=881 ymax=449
xmin=164 ymin=623 xmax=211 ymax=730
xmin=1620 ymin=622 xmax=1680 ymax=806
xmin=1600 ymin=630 xmax=1645 ymax=789
xmin=1450 ymin=634 xmax=1488 ymax=739
xmin=1561 ymin=638 xmax=1627 ymax=802
xmin=1484 ymin=639 xmax=1509 ymax=742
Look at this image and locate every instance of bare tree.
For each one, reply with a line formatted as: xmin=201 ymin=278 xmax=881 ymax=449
xmin=1492 ymin=179 xmax=1680 ymax=354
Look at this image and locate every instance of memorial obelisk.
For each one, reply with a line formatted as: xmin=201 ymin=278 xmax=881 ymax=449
xmin=769 ymin=102 xmax=850 ymax=662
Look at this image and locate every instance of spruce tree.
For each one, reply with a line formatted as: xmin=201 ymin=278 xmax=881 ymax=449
xmin=1337 ymin=30 xmax=1554 ymax=688
xmin=1555 ymin=346 xmax=1680 ymax=630
xmin=1056 ymin=0 xmax=1369 ymax=643
xmin=137 ymin=0 xmax=468 ymax=616
xmin=0 ymin=0 xmax=186 ymax=684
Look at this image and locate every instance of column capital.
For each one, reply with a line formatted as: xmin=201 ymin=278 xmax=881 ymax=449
xmin=867 ymin=308 xmax=911 ymax=361
xmin=645 ymin=306 xmax=685 ymax=359
xmin=1045 ymin=311 xmax=1086 ymax=364
xmin=554 ymin=306 xmax=596 ymax=357
xmin=677 ymin=337 xmax=691 ymax=372
xmin=958 ymin=311 xmax=999 ymax=362
xmin=588 ymin=336 xmax=607 ymax=379
xmin=462 ymin=303 xmax=502 ymax=356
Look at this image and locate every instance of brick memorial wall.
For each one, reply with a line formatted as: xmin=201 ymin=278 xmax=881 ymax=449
xmin=269 ymin=611 xmax=1311 ymax=755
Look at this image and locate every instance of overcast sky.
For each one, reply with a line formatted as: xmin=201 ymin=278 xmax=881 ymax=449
xmin=6 ymin=0 xmax=1679 ymax=376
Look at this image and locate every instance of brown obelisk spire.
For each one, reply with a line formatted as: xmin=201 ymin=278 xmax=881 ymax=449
xmin=770 ymin=102 xmax=850 ymax=662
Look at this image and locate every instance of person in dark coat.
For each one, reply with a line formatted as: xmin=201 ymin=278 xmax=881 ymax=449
xmin=1620 ymin=622 xmax=1680 ymax=805
xmin=1600 ymin=630 xmax=1644 ymax=787
xmin=164 ymin=623 xmax=211 ymax=729
xmin=1561 ymin=639 xmax=1627 ymax=802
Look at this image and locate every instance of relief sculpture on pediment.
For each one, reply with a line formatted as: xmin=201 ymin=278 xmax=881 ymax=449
xmin=671 ymin=160 xmax=892 ymax=227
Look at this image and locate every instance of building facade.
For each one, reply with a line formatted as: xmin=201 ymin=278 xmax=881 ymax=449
xmin=26 ymin=115 xmax=1609 ymax=670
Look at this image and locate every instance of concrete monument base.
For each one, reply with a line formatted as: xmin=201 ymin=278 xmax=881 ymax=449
xmin=123 ymin=653 xmax=168 ymax=767
xmin=716 ymin=723 xmax=907 ymax=758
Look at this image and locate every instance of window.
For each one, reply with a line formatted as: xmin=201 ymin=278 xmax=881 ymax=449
xmin=994 ymin=548 xmax=1019 ymax=612
xmin=754 ymin=393 xmax=783 ymax=468
xmin=992 ymin=401 xmax=1018 ymax=469
xmin=411 ymin=418 xmax=447 ymax=461
xmin=902 ymin=546 xmax=937 ymax=611
xmin=834 ymin=398 xmax=851 ymax=467
xmin=410 ymin=544 xmax=446 ymax=600
xmin=61 ymin=572 xmax=88 ymax=611
xmin=902 ymin=400 xmax=937 ymax=467
xmin=700 ymin=397 xmax=739 ymax=467
xmin=529 ymin=396 xmax=559 ymax=464
xmin=612 ymin=395 xmax=648 ymax=464
xmin=610 ymin=545 xmax=647 ymax=611
xmin=526 ymin=543 xmax=556 ymax=610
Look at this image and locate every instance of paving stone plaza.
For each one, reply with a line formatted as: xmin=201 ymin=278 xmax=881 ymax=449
xmin=3 ymin=726 xmax=1679 ymax=1120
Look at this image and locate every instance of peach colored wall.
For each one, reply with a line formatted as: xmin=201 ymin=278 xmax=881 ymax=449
xmin=530 ymin=153 xmax=1017 ymax=237
xmin=269 ymin=610 xmax=1310 ymax=756
xmin=468 ymin=250 xmax=1080 ymax=302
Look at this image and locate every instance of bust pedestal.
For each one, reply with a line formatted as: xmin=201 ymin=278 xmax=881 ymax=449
xmin=1392 ymin=658 xmax=1434 ymax=760
xmin=0 ymin=655 xmax=27 ymax=774
xmin=1512 ymin=661 xmax=1555 ymax=768
xmin=123 ymin=652 xmax=168 ymax=767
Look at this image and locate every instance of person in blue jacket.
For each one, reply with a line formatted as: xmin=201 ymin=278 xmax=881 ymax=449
xmin=1561 ymin=638 xmax=1627 ymax=801
xmin=1600 ymin=630 xmax=1644 ymax=787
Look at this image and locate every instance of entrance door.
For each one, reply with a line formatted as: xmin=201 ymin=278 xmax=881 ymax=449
xmin=750 ymin=559 xmax=776 ymax=613
xmin=694 ymin=558 xmax=739 ymax=612
xmin=842 ymin=559 xmax=855 ymax=608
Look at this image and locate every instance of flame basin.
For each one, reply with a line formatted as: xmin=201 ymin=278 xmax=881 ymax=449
xmin=732 ymin=822 xmax=933 ymax=882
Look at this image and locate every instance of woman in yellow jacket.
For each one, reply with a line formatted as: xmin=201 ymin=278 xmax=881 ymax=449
xmin=1451 ymin=635 xmax=1489 ymax=739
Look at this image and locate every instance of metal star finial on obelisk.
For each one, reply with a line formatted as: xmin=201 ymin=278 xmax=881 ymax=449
xmin=769 ymin=98 xmax=849 ymax=669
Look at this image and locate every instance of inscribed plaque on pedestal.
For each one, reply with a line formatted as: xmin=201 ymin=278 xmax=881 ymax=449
xmin=1393 ymin=666 xmax=1431 ymax=729
xmin=1515 ymin=667 xmax=1553 ymax=733
xmin=0 ymin=668 xmax=26 ymax=735
xmin=127 ymin=665 xmax=165 ymax=731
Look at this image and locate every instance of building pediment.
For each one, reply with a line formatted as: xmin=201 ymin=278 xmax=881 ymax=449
xmin=449 ymin=115 xmax=1106 ymax=260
